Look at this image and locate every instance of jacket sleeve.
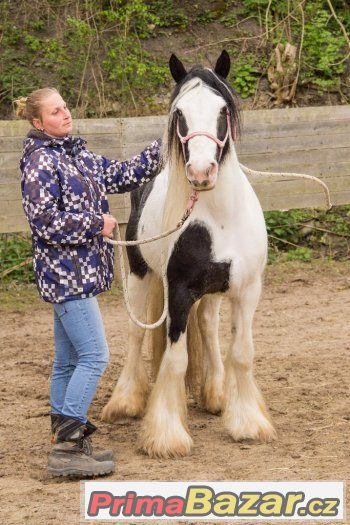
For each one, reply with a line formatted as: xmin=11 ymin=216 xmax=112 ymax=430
xmin=21 ymin=153 xmax=104 ymax=246
xmin=98 ymin=139 xmax=162 ymax=194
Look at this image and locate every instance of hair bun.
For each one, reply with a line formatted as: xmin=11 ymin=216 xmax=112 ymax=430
xmin=14 ymin=96 xmax=28 ymax=119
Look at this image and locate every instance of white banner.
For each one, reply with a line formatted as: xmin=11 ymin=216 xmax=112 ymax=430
xmin=81 ymin=481 xmax=344 ymax=521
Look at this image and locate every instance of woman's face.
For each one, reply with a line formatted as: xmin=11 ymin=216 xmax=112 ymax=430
xmin=33 ymin=92 xmax=72 ymax=138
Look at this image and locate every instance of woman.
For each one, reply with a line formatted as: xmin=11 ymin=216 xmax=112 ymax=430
xmin=16 ymin=87 xmax=162 ymax=478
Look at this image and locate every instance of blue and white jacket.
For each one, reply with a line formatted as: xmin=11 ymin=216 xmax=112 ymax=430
xmin=20 ymin=130 xmax=161 ymax=303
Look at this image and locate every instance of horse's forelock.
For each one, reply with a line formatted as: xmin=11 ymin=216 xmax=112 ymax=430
xmin=169 ymin=67 xmax=241 ymax=140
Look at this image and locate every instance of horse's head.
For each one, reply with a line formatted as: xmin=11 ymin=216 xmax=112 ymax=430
xmin=168 ymin=50 xmax=240 ymax=191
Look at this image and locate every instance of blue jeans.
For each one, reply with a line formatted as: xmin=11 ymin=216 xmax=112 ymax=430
xmin=51 ymin=297 xmax=109 ymax=424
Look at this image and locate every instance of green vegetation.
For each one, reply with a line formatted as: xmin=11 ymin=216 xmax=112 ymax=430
xmin=1 ymin=0 xmax=350 ymax=117
xmin=265 ymin=205 xmax=350 ymax=262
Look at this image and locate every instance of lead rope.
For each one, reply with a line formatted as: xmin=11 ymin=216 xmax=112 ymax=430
xmin=105 ymin=191 xmax=198 ymax=329
xmin=106 ymin=164 xmax=331 ymax=331
xmin=239 ymin=164 xmax=332 ymax=210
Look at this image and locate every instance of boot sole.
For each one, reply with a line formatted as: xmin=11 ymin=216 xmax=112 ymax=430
xmin=48 ymin=466 xmax=115 ymax=478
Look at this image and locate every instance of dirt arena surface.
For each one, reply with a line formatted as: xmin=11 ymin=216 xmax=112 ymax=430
xmin=0 ymin=260 xmax=349 ymax=525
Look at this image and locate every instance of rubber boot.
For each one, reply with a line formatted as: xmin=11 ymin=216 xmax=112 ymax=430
xmin=48 ymin=416 xmax=115 ymax=478
xmin=51 ymin=415 xmax=114 ymax=462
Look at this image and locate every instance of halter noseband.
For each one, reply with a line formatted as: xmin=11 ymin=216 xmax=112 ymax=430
xmin=176 ymin=110 xmax=235 ymax=162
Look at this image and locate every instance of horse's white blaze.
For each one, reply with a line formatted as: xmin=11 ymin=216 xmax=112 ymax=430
xmin=139 ymin=333 xmax=192 ymax=458
xmin=178 ymin=85 xmax=224 ymax=185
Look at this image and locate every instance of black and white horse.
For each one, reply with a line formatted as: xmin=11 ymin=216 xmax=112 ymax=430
xmin=102 ymin=51 xmax=276 ymax=458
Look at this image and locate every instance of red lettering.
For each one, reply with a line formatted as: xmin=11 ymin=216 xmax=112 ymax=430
xmin=134 ymin=496 xmax=165 ymax=516
xmin=87 ymin=491 xmax=113 ymax=517
xmin=124 ymin=491 xmax=136 ymax=515
xmin=165 ymin=496 xmax=185 ymax=516
xmin=110 ymin=496 xmax=126 ymax=516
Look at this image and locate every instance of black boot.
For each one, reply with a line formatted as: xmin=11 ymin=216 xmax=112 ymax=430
xmin=48 ymin=415 xmax=115 ymax=478
xmin=50 ymin=415 xmax=114 ymax=462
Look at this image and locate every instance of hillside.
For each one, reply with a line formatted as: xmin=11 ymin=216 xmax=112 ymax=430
xmin=1 ymin=0 xmax=350 ymax=119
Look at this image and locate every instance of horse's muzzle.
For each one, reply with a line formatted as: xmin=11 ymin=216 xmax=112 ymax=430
xmin=186 ymin=161 xmax=218 ymax=190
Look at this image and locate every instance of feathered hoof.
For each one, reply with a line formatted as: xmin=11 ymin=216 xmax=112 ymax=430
xmin=201 ymin=387 xmax=223 ymax=415
xmin=101 ymin=388 xmax=148 ymax=422
xmin=138 ymin=424 xmax=193 ymax=459
xmin=224 ymin=412 xmax=277 ymax=443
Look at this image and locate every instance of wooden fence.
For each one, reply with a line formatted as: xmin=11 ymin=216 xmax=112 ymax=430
xmin=1 ymin=105 xmax=350 ymax=234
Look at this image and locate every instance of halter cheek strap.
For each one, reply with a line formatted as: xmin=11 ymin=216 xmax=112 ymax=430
xmin=176 ymin=110 xmax=235 ymax=161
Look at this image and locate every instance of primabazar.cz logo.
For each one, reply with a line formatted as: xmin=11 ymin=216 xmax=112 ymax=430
xmin=81 ymin=481 xmax=344 ymax=521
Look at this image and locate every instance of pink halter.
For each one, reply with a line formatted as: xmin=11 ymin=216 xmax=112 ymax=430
xmin=176 ymin=110 xmax=235 ymax=161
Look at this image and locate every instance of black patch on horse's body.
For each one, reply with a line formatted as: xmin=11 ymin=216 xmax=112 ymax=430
xmin=126 ymin=180 xmax=154 ymax=278
xmin=167 ymin=221 xmax=231 ymax=343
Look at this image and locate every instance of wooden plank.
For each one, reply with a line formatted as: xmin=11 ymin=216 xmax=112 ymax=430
xmin=0 ymin=121 xmax=31 ymax=137
xmin=1 ymin=105 xmax=350 ymax=234
xmin=0 ymin=135 xmax=123 ymax=154
xmin=242 ymin=105 xmax=350 ymax=125
xmin=0 ymin=170 xmax=22 ymax=183
xmin=236 ymin=132 xmax=350 ymax=155
xmin=237 ymin=148 xmax=350 ymax=171
xmin=242 ymin=118 xmax=350 ymax=139
xmin=257 ymin=189 xmax=350 ymax=210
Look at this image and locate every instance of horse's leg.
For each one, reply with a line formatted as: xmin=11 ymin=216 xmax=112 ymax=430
xmin=139 ymin=287 xmax=193 ymax=458
xmin=197 ymin=295 xmax=224 ymax=414
xmin=102 ymin=272 xmax=151 ymax=421
xmin=223 ymin=277 xmax=276 ymax=442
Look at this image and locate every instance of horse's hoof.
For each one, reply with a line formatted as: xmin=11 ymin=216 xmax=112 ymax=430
xmin=138 ymin=425 xmax=193 ymax=459
xmin=201 ymin=387 xmax=223 ymax=415
xmin=225 ymin=414 xmax=277 ymax=443
xmin=101 ymin=398 xmax=145 ymax=422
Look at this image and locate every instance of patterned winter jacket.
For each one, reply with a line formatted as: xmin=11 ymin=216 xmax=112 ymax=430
xmin=20 ymin=129 xmax=161 ymax=303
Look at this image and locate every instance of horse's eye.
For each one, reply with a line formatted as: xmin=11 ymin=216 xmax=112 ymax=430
xmin=176 ymin=109 xmax=183 ymax=117
xmin=220 ymin=106 xmax=227 ymax=115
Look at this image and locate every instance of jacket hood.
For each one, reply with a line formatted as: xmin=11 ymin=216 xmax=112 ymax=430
xmin=20 ymin=129 xmax=86 ymax=170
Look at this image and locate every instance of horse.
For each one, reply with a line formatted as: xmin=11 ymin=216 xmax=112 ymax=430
xmin=102 ymin=50 xmax=276 ymax=458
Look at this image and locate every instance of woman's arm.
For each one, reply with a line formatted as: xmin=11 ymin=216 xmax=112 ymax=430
xmin=21 ymin=152 xmax=104 ymax=246
xmin=98 ymin=139 xmax=162 ymax=194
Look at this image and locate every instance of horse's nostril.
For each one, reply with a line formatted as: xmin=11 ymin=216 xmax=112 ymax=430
xmin=202 ymin=180 xmax=209 ymax=187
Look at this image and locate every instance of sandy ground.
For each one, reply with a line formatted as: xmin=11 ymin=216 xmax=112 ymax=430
xmin=0 ymin=260 xmax=349 ymax=525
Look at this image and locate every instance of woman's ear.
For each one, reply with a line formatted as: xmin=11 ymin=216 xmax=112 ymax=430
xmin=32 ymin=118 xmax=44 ymax=131
xmin=169 ymin=54 xmax=188 ymax=83
xmin=214 ymin=50 xmax=231 ymax=78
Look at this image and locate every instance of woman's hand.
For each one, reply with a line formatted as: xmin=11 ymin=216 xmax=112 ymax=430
xmin=101 ymin=213 xmax=117 ymax=238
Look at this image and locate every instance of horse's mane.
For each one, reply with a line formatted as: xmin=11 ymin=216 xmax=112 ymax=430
xmin=167 ymin=67 xmax=241 ymax=160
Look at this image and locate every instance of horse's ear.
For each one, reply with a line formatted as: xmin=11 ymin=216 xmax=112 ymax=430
xmin=169 ymin=54 xmax=187 ymax=83
xmin=214 ymin=50 xmax=231 ymax=78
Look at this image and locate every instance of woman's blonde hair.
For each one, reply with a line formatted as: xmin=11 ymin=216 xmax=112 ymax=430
xmin=14 ymin=87 xmax=59 ymax=124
